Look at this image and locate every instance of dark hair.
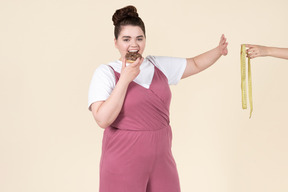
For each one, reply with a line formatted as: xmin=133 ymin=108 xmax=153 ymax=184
xmin=112 ymin=5 xmax=146 ymax=39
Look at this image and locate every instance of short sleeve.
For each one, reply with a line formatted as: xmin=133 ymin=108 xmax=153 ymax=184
xmin=147 ymin=56 xmax=187 ymax=85
xmin=88 ymin=64 xmax=115 ymax=110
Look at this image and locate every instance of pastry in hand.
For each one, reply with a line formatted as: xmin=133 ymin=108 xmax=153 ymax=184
xmin=125 ymin=52 xmax=142 ymax=63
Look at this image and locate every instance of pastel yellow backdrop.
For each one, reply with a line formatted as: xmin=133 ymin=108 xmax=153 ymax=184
xmin=1 ymin=0 xmax=287 ymax=192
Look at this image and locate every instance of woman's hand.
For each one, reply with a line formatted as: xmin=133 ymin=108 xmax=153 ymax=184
xmin=218 ymin=34 xmax=228 ymax=56
xmin=245 ymin=44 xmax=268 ymax=59
xmin=120 ymin=57 xmax=144 ymax=84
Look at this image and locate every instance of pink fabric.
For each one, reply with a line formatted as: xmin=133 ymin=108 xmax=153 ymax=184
xmin=100 ymin=60 xmax=181 ymax=192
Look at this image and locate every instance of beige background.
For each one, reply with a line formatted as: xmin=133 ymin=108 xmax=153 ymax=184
xmin=1 ymin=0 xmax=288 ymax=191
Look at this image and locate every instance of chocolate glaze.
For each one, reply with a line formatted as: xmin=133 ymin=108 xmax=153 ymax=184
xmin=125 ymin=52 xmax=142 ymax=62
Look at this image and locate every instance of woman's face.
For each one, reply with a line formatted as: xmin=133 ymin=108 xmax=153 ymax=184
xmin=115 ymin=25 xmax=146 ymax=61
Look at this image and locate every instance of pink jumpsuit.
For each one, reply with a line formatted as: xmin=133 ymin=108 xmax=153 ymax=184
xmin=100 ymin=61 xmax=181 ymax=192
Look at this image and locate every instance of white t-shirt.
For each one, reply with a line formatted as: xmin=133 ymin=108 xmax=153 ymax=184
xmin=88 ymin=55 xmax=187 ymax=110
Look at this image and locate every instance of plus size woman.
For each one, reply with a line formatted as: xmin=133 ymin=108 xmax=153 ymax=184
xmin=88 ymin=5 xmax=228 ymax=192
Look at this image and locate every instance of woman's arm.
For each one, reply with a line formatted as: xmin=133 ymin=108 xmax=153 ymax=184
xmin=182 ymin=34 xmax=228 ymax=79
xmin=91 ymin=57 xmax=143 ymax=128
xmin=246 ymin=44 xmax=288 ymax=60
xmin=91 ymin=78 xmax=129 ymax=128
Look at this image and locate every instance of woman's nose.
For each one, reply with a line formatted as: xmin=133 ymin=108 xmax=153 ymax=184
xmin=130 ymin=39 xmax=138 ymax=46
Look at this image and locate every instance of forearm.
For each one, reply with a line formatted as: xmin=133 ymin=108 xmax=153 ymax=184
xmin=267 ymin=47 xmax=288 ymax=59
xmin=191 ymin=46 xmax=222 ymax=73
xmin=182 ymin=35 xmax=227 ymax=78
xmin=93 ymin=79 xmax=129 ymax=128
xmin=183 ymin=47 xmax=223 ymax=78
xmin=194 ymin=46 xmax=221 ymax=70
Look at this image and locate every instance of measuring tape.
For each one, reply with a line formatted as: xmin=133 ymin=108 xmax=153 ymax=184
xmin=241 ymin=45 xmax=253 ymax=118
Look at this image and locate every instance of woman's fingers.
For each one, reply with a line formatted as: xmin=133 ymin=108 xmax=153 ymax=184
xmin=219 ymin=34 xmax=228 ymax=56
xmin=245 ymin=44 xmax=255 ymax=58
xmin=246 ymin=47 xmax=259 ymax=59
xmin=223 ymin=42 xmax=228 ymax=55
xmin=131 ymin=57 xmax=144 ymax=67
xmin=220 ymin=34 xmax=226 ymax=45
xmin=130 ymin=57 xmax=140 ymax=66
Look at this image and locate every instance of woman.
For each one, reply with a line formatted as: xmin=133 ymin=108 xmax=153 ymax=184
xmin=88 ymin=5 xmax=228 ymax=192
xmin=245 ymin=44 xmax=288 ymax=60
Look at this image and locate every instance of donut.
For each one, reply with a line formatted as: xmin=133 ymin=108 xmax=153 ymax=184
xmin=125 ymin=52 xmax=142 ymax=63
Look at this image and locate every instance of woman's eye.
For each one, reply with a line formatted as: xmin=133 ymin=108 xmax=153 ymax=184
xmin=123 ymin=39 xmax=129 ymax=42
xmin=137 ymin=38 xmax=143 ymax=41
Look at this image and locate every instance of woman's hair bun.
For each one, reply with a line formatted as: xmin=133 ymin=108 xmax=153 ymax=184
xmin=112 ymin=5 xmax=145 ymax=39
xmin=112 ymin=5 xmax=139 ymax=26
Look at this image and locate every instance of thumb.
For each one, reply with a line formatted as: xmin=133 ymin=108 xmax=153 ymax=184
xmin=121 ymin=57 xmax=126 ymax=70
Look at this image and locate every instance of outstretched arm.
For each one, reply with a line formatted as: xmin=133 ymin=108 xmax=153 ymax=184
xmin=182 ymin=34 xmax=228 ymax=79
xmin=246 ymin=44 xmax=288 ymax=60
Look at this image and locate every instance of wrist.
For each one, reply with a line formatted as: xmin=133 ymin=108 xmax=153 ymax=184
xmin=118 ymin=77 xmax=131 ymax=87
xmin=217 ymin=46 xmax=223 ymax=56
xmin=266 ymin=46 xmax=275 ymax=57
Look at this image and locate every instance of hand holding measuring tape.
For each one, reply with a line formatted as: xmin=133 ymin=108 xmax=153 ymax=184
xmin=241 ymin=44 xmax=253 ymax=118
